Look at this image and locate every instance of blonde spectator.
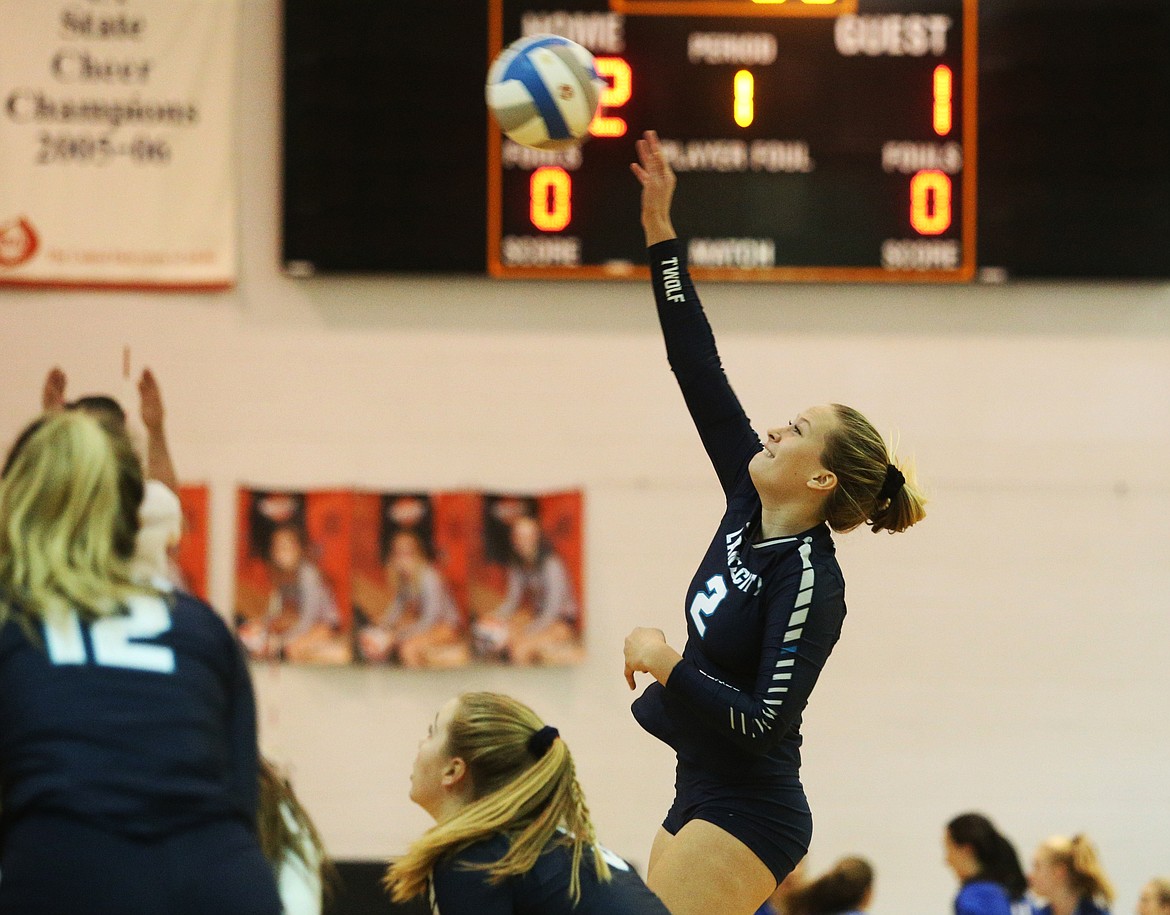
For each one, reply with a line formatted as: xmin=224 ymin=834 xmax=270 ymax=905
xmin=1028 ymin=835 xmax=1114 ymax=915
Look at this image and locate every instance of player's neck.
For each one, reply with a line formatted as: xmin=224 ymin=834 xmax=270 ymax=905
xmin=1045 ymin=889 xmax=1083 ymax=915
xmin=757 ymin=503 xmax=822 ymax=540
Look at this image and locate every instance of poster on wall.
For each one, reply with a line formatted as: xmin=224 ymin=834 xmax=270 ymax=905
xmin=469 ymin=491 xmax=585 ymax=666
xmin=234 ymin=489 xmax=354 ymax=665
xmin=0 ymin=1 xmax=239 ymax=289
xmin=233 ymin=487 xmax=585 ymax=667
xmin=350 ymin=491 xmax=478 ymax=669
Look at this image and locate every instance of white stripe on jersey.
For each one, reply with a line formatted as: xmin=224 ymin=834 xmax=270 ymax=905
xmin=726 ymin=537 xmax=816 ymax=737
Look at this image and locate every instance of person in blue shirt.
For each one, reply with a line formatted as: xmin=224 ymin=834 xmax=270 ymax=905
xmin=621 ymin=130 xmax=927 ymax=915
xmin=1027 ymin=835 xmax=1114 ymax=915
xmin=945 ymin=812 xmax=1028 ymax=915
xmin=0 ymin=411 xmax=279 ymax=915
xmin=385 ymin=691 xmax=670 ymax=915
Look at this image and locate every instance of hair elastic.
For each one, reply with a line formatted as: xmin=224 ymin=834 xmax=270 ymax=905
xmin=877 ymin=464 xmax=905 ymax=502
xmin=527 ymin=725 xmax=559 ymax=758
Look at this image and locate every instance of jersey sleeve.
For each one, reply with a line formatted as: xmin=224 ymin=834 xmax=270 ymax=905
xmin=664 ymin=548 xmax=844 ymax=756
xmin=649 ymin=239 xmax=762 ymax=496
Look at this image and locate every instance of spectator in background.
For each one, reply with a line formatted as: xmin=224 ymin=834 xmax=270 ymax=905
xmin=1137 ymin=879 xmax=1170 ymax=915
xmin=755 ymin=858 xmax=807 ymax=915
xmin=357 ymin=528 xmax=468 ymax=668
xmin=944 ymin=813 xmax=1028 ymax=915
xmin=1028 ymin=835 xmax=1115 ymax=915
xmin=786 ymin=856 xmax=874 ymax=915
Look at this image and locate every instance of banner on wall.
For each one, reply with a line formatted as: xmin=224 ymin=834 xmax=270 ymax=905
xmin=0 ymin=1 xmax=239 ymax=289
xmin=234 ymin=487 xmax=585 ymax=668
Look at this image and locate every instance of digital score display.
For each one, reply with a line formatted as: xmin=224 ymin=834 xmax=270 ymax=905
xmin=488 ymin=0 xmax=977 ymax=282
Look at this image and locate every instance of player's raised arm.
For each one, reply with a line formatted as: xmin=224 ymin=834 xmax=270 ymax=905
xmin=139 ymin=368 xmax=180 ymax=494
xmin=631 ymin=130 xmax=760 ymax=497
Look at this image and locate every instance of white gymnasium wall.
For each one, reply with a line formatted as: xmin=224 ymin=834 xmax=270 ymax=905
xmin=2 ymin=3 xmax=1168 ymax=912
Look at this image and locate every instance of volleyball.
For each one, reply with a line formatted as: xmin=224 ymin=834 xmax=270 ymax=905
xmin=485 ymin=34 xmax=605 ymax=151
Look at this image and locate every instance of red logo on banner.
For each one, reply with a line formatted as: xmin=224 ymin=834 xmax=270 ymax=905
xmin=0 ymin=217 xmax=39 ymax=267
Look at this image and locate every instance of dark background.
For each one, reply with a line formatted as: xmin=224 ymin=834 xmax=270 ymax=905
xmin=282 ymin=0 xmax=1170 ymax=279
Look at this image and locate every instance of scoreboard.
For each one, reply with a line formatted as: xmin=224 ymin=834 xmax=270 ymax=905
xmin=488 ymin=0 xmax=977 ymax=282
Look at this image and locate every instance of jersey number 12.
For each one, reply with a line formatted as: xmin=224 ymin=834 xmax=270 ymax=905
xmin=43 ymin=596 xmax=176 ymax=674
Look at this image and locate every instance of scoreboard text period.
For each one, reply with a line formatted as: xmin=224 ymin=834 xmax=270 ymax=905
xmin=487 ymin=0 xmax=977 ymax=282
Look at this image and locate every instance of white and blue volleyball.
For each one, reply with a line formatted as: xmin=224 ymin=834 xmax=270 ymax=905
xmin=485 ymin=34 xmax=605 ymax=151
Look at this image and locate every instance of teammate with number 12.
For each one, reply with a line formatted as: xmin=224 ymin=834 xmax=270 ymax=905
xmin=622 ymin=130 xmax=927 ymax=915
xmin=0 ymin=411 xmax=280 ymax=915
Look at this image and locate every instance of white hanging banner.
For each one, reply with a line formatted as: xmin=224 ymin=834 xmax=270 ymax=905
xmin=0 ymin=1 xmax=238 ymax=289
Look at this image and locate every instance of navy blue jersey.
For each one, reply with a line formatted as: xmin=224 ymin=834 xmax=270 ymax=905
xmin=430 ymin=834 xmax=669 ymax=915
xmin=0 ymin=588 xmax=259 ymax=839
xmin=631 ymin=239 xmax=847 ymax=780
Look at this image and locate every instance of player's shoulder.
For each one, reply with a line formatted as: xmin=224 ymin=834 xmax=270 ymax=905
xmin=436 ymin=833 xmax=512 ymax=871
xmin=150 ymin=586 xmax=235 ymax=639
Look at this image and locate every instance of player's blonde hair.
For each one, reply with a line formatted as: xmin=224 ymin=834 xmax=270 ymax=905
xmin=1145 ymin=878 xmax=1170 ymax=910
xmin=821 ymin=404 xmax=926 ymax=534
xmin=0 ymin=411 xmax=145 ymax=627
xmin=385 ymin=692 xmax=610 ymax=905
xmin=1041 ymin=835 xmax=1115 ymax=906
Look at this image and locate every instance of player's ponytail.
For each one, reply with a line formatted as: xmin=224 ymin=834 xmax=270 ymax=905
xmin=385 ymin=692 xmax=609 ymax=905
xmin=0 ymin=411 xmax=145 ymax=628
xmin=1043 ymin=834 xmax=1115 ymax=907
xmin=821 ymin=404 xmax=926 ymax=534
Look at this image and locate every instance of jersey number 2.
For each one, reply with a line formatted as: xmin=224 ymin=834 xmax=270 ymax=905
xmin=43 ymin=596 xmax=176 ymax=673
xmin=689 ymin=574 xmax=728 ymax=638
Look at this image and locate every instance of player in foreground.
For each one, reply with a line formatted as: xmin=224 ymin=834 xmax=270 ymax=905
xmin=385 ymin=691 xmax=670 ymax=914
xmin=622 ymin=130 xmax=926 ymax=915
xmin=0 ymin=411 xmax=279 ymax=914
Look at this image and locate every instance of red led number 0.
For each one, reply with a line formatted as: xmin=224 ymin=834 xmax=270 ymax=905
xmin=530 ymin=167 xmax=571 ymax=232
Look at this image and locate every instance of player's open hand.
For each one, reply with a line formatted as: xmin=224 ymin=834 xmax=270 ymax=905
xmin=630 ymin=130 xmax=677 ymax=247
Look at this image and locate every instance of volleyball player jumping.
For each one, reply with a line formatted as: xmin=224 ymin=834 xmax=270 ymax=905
xmin=622 ymin=130 xmax=927 ymax=915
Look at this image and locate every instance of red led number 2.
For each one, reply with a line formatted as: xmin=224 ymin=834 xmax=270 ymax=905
xmin=528 ymin=57 xmax=631 ymax=233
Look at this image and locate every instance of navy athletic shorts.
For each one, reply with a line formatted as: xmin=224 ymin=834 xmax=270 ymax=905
xmin=0 ymin=813 xmax=282 ymax=915
xmin=661 ymin=758 xmax=813 ymax=885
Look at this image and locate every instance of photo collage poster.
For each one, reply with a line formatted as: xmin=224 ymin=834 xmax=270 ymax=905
xmin=234 ymin=488 xmax=584 ymax=667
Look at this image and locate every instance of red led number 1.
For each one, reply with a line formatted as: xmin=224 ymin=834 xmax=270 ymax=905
xmin=528 ymin=57 xmax=631 ymax=233
xmin=910 ymin=65 xmax=954 ymax=236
